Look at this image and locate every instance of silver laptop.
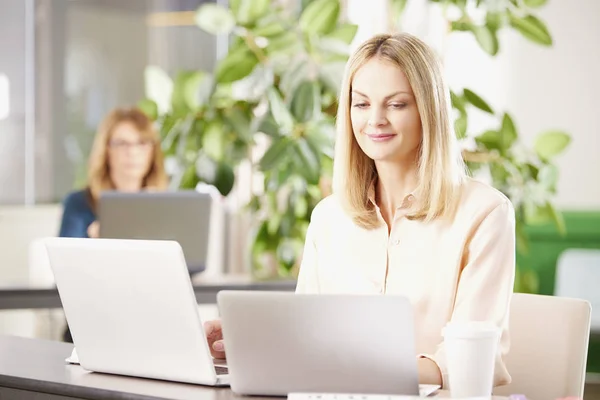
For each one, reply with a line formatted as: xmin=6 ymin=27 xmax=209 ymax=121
xmin=98 ymin=190 xmax=212 ymax=274
xmin=44 ymin=237 xmax=229 ymax=386
xmin=217 ymin=291 xmax=438 ymax=397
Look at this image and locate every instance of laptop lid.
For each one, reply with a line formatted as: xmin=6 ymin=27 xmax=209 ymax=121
xmin=45 ymin=237 xmax=228 ymax=386
xmin=98 ymin=190 xmax=212 ymax=274
xmin=217 ymin=290 xmax=420 ymax=396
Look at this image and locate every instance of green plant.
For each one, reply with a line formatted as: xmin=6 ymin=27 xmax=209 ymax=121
xmin=141 ymin=0 xmax=570 ymax=287
xmin=139 ymin=0 xmax=356 ymax=279
xmin=390 ymin=0 xmax=571 ymax=292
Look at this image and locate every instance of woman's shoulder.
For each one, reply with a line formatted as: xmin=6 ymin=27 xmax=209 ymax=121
xmin=459 ymin=177 xmax=514 ymax=216
xmin=309 ymin=194 xmax=357 ymax=231
xmin=310 ymin=194 xmax=345 ymax=222
xmin=62 ymin=189 xmax=93 ymax=212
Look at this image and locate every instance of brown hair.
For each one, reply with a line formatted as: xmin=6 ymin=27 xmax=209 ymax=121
xmin=87 ymin=107 xmax=168 ymax=206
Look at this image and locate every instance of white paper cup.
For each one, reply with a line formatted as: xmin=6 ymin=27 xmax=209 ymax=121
xmin=443 ymin=321 xmax=500 ymax=399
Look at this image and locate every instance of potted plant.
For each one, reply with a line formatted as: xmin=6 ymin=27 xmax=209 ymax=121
xmin=140 ymin=0 xmax=570 ymax=290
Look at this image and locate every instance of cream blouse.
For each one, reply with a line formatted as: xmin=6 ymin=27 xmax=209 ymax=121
xmin=295 ymin=177 xmax=515 ymax=388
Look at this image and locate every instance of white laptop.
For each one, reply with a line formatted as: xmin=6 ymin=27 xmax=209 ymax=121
xmin=44 ymin=237 xmax=229 ymax=386
xmin=217 ymin=291 xmax=439 ymax=397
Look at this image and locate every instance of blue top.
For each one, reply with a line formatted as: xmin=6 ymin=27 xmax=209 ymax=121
xmin=58 ymin=189 xmax=96 ymax=238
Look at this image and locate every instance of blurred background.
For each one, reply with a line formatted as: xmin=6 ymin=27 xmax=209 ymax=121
xmin=0 ymin=0 xmax=599 ymax=397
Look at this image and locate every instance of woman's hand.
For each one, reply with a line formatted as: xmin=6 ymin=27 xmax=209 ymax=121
xmin=417 ymin=357 xmax=442 ymax=386
xmin=87 ymin=221 xmax=100 ymax=238
xmin=204 ymin=319 xmax=226 ymax=359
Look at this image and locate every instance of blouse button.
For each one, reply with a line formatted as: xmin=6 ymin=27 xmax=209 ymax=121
xmin=394 ymin=239 xmax=400 ymax=245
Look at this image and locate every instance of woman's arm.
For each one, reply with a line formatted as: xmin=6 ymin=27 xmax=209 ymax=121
xmin=58 ymin=192 xmax=94 ymax=238
xmin=295 ymin=219 xmax=320 ymax=294
xmin=420 ymin=200 xmax=516 ymax=388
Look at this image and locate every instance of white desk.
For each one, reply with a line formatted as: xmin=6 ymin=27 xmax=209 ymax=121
xmin=0 ymin=274 xmax=297 ymax=310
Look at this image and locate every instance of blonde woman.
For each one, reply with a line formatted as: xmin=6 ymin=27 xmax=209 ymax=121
xmin=205 ymin=33 xmax=515 ymax=389
xmin=58 ymin=106 xmax=168 ymax=240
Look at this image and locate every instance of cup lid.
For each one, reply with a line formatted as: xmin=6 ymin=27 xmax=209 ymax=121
xmin=442 ymin=321 xmax=500 ymax=339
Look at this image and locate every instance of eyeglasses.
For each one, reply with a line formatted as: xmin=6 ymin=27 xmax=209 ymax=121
xmin=108 ymin=139 xmax=154 ymax=150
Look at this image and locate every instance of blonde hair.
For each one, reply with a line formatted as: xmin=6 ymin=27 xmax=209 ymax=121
xmin=332 ymin=33 xmax=467 ymax=229
xmin=87 ymin=107 xmax=168 ymax=205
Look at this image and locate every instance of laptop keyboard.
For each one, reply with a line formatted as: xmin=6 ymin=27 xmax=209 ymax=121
xmin=214 ymin=365 xmax=228 ymax=375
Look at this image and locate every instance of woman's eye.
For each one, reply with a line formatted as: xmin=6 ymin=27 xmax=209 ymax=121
xmin=352 ymin=103 xmax=368 ymax=109
xmin=390 ymin=103 xmax=407 ymax=109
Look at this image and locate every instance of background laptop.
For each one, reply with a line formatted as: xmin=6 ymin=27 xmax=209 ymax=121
xmin=217 ymin=291 xmax=438 ymax=397
xmin=44 ymin=237 xmax=229 ymax=387
xmin=98 ymin=190 xmax=212 ymax=274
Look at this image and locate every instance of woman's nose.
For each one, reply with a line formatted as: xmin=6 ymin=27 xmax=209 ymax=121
xmin=367 ymin=108 xmax=387 ymax=127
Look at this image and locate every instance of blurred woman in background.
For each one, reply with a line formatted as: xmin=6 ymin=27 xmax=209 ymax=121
xmin=58 ymin=106 xmax=168 ymax=342
xmin=58 ymin=106 xmax=168 ymax=239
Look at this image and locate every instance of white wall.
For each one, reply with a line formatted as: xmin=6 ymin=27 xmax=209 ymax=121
xmin=347 ymin=0 xmax=600 ymax=210
xmin=0 ymin=0 xmax=26 ymax=203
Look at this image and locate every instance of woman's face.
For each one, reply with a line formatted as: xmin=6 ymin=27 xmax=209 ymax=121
xmin=350 ymin=57 xmax=422 ymax=166
xmin=107 ymin=122 xmax=154 ymax=184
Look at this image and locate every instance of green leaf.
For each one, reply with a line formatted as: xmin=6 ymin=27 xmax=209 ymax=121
xmin=390 ymin=0 xmax=408 ymax=20
xmin=524 ymin=199 xmax=555 ymax=225
xmin=194 ymin=4 xmax=236 ymax=35
xmin=291 ymin=81 xmax=321 ymax=123
xmin=463 ymin=88 xmax=494 ymax=114
xmin=534 ymin=130 xmax=571 ymax=160
xmin=454 ymin=114 xmax=468 ymax=139
xmin=476 ymin=130 xmax=501 ymax=151
xmin=514 ymin=268 xmax=539 ymax=294
xmin=180 ymin=163 xmax=200 ymax=189
xmin=538 ymin=164 xmax=558 ymax=191
xmin=171 ymin=71 xmax=209 ymax=115
xmin=225 ymin=107 xmax=252 ymax=142
xmin=524 ymin=0 xmax=548 ymax=7
xmin=267 ymin=88 xmax=295 ymax=134
xmin=489 ymin=162 xmax=509 ymax=184
xmin=486 ymin=12 xmax=503 ymax=32
xmin=195 ymin=152 xmax=218 ymax=184
xmin=266 ymin=31 xmax=302 ymax=55
xmin=144 ymin=66 xmax=173 ymax=115
xmin=325 ymin=23 xmax=358 ymax=44
xmin=294 ymin=195 xmax=309 ymax=218
xmin=472 ymin=25 xmax=499 ymax=55
xmin=319 ymin=61 xmax=346 ymax=94
xmin=305 ymin=120 xmax=335 ymax=158
xmin=299 ymin=0 xmax=340 ymax=36
xmin=230 ymin=64 xmax=273 ymax=102
xmin=202 ymin=121 xmax=225 ymax=160
xmin=292 ymin=138 xmax=321 ymax=185
xmin=500 ymin=113 xmax=517 ymax=149
xmin=546 ymin=201 xmax=566 ymax=236
xmin=253 ymin=21 xmax=287 ymax=38
xmin=515 ymin=219 xmax=529 ymax=254
xmin=215 ymin=46 xmax=259 ymax=84
xmin=137 ymin=99 xmax=158 ymax=120
xmin=258 ymin=115 xmax=281 ymax=137
xmin=229 ymin=0 xmax=269 ymax=25
xmin=213 ymin=162 xmax=235 ymax=196
xmin=259 ymin=137 xmax=293 ymax=170
xmin=301 ymin=0 xmax=317 ymax=11
xmin=452 ymin=0 xmax=467 ymax=10
xmin=450 ymin=90 xmax=466 ymax=114
xmin=280 ymin=58 xmax=310 ymax=97
xmin=509 ymin=14 xmax=553 ymax=46
xmin=316 ymin=37 xmax=351 ymax=56
xmin=451 ymin=21 xmax=472 ymax=32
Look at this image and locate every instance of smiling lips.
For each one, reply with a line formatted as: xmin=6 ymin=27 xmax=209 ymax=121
xmin=366 ymin=133 xmax=397 ymax=142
